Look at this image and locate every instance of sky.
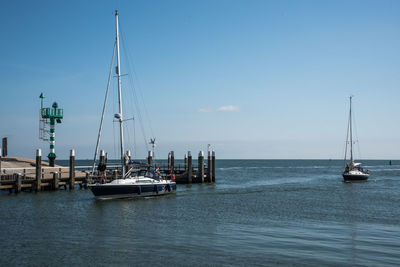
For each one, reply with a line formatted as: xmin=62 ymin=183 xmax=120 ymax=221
xmin=0 ymin=0 xmax=399 ymax=160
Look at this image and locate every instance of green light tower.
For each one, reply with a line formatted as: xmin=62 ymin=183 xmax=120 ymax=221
xmin=39 ymin=93 xmax=63 ymax=167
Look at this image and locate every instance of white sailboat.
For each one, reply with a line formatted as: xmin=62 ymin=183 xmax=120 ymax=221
xmin=88 ymin=10 xmax=176 ymax=199
xmin=342 ymin=96 xmax=370 ymax=181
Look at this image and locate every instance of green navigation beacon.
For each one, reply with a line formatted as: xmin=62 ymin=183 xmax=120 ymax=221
xmin=39 ymin=93 xmax=63 ymax=167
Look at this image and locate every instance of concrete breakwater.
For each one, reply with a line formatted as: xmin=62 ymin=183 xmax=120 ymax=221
xmin=0 ymin=149 xmax=216 ymax=194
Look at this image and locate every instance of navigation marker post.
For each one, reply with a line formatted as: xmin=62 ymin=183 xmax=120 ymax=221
xmin=39 ymin=93 xmax=63 ymax=167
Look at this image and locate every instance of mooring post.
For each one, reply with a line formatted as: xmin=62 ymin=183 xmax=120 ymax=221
xmin=187 ymin=151 xmax=192 ymax=183
xmin=52 ymin=172 xmax=59 ymax=190
xmin=212 ymin=150 xmax=216 ymax=182
xmin=99 ymin=149 xmax=105 ymax=181
xmin=84 ymin=172 xmax=89 ymax=189
xmin=0 ymin=148 xmax=2 ymax=174
xmin=168 ymin=152 xmax=171 ymax=169
xmin=99 ymin=150 xmax=107 ymax=183
xmin=207 ymin=151 xmax=212 ymax=182
xmin=100 ymin=150 xmax=105 ymax=165
xmin=15 ymin=173 xmax=21 ymax=194
xmin=184 ymin=154 xmax=187 ymax=171
xmin=2 ymin=137 xmax=7 ymax=157
xmin=35 ymin=149 xmax=42 ymax=192
xmin=69 ymin=149 xmax=75 ymax=190
xmin=198 ymin=151 xmax=204 ymax=183
xmin=126 ymin=150 xmax=131 ymax=170
xmin=171 ymin=151 xmax=175 ymax=170
xmin=147 ymin=150 xmax=153 ymax=166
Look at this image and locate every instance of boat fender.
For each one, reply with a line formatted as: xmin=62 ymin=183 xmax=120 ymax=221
xmin=172 ymin=174 xmax=175 ymax=181
xmin=166 ymin=184 xmax=171 ymax=192
xmin=138 ymin=185 xmax=141 ymax=195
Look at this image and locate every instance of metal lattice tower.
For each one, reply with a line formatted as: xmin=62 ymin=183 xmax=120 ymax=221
xmin=39 ymin=93 xmax=63 ymax=166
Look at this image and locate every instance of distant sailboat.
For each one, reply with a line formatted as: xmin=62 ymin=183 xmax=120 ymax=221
xmin=342 ymin=96 xmax=370 ymax=181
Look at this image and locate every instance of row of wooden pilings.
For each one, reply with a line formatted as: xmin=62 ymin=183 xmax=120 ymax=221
xmin=146 ymin=150 xmax=216 ymax=183
xmin=0 ymin=148 xmax=216 ymax=194
xmin=98 ymin=149 xmax=217 ymax=184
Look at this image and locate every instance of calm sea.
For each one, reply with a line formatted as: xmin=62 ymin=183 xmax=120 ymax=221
xmin=1 ymin=159 xmax=399 ymax=266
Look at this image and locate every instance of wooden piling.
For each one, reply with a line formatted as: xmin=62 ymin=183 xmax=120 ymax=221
xmin=168 ymin=152 xmax=171 ymax=169
xmin=69 ymin=149 xmax=75 ymax=190
xmin=2 ymin=137 xmax=7 ymax=157
xmin=187 ymin=151 xmax=192 ymax=183
xmin=212 ymin=150 xmax=216 ymax=182
xmin=170 ymin=151 xmax=175 ymax=171
xmin=207 ymin=151 xmax=212 ymax=182
xmin=35 ymin=149 xmax=42 ymax=192
xmin=147 ymin=150 xmax=153 ymax=166
xmin=84 ymin=172 xmax=88 ymax=189
xmin=52 ymin=172 xmax=59 ymax=190
xmin=15 ymin=173 xmax=21 ymax=194
xmin=100 ymin=150 xmax=105 ymax=165
xmin=184 ymin=154 xmax=187 ymax=170
xmin=198 ymin=151 xmax=204 ymax=183
xmin=127 ymin=150 xmax=131 ymax=161
xmin=125 ymin=150 xmax=131 ymax=170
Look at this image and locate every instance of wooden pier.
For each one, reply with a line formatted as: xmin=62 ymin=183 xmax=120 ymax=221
xmin=0 ymin=149 xmax=216 ymax=194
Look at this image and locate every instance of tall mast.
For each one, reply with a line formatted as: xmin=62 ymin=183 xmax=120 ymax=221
xmin=115 ymin=10 xmax=125 ymax=177
xmin=349 ymin=96 xmax=353 ymax=163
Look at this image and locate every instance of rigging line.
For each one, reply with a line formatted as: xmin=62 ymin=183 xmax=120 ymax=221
xmin=125 ymin=123 xmax=130 ymax=153
xmin=119 ymin=24 xmax=155 ymax=138
xmin=113 ymin=116 xmax=117 ymax=160
xmin=119 ymin=25 xmax=150 ymax=151
xmin=344 ymin=101 xmax=350 ymax=164
xmin=92 ymin=41 xmax=116 ymax=173
xmin=119 ymin=30 xmax=144 ymax=133
xmin=133 ymin=118 xmax=137 ymax=158
xmin=352 ymin=103 xmax=362 ymax=160
xmin=120 ymin=75 xmax=131 ymax=151
xmin=124 ymin=117 xmax=134 ymax=155
xmin=124 ymin=85 xmax=136 ymax=155
xmin=124 ymin=52 xmax=149 ymax=153
xmin=113 ymin=77 xmax=118 ymax=160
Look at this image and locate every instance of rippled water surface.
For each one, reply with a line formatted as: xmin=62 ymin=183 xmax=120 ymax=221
xmin=1 ymin=160 xmax=399 ymax=266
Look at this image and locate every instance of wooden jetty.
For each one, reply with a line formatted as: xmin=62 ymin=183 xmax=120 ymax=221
xmin=0 ymin=149 xmax=216 ymax=195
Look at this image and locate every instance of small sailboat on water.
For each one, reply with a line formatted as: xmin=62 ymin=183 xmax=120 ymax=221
xmin=88 ymin=11 xmax=176 ymax=199
xmin=342 ymin=96 xmax=370 ymax=182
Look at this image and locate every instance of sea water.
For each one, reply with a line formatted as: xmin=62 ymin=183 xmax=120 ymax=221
xmin=0 ymin=159 xmax=399 ymax=266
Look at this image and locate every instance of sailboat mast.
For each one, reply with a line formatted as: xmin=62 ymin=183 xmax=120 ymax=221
xmin=115 ymin=10 xmax=125 ymax=177
xmin=349 ymin=96 xmax=353 ymax=162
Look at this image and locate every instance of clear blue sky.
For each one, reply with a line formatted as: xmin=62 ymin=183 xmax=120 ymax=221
xmin=0 ymin=0 xmax=399 ymax=160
